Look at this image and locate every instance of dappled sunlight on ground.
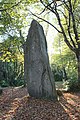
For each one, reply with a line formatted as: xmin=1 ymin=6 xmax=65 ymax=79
xmin=60 ymin=93 xmax=80 ymax=120
xmin=0 ymin=87 xmax=80 ymax=120
xmin=0 ymin=87 xmax=28 ymax=120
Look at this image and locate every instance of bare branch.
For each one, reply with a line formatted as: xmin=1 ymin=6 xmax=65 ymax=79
xmin=38 ymin=8 xmax=46 ymax=15
xmin=57 ymin=9 xmax=67 ymax=19
xmin=40 ymin=0 xmax=77 ymax=52
xmin=54 ymin=5 xmax=75 ymax=52
xmin=40 ymin=0 xmax=56 ymax=14
xmin=62 ymin=0 xmax=69 ymax=11
xmin=69 ymin=0 xmax=79 ymax=43
xmin=27 ymin=9 xmax=62 ymax=33
xmin=67 ymin=10 xmax=76 ymax=48
xmin=38 ymin=1 xmax=54 ymax=15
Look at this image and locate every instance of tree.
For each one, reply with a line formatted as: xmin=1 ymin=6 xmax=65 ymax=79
xmin=0 ymin=0 xmax=48 ymax=87
xmin=39 ymin=0 xmax=80 ymax=82
xmin=51 ymin=33 xmax=77 ymax=81
xmin=0 ymin=35 xmax=24 ymax=87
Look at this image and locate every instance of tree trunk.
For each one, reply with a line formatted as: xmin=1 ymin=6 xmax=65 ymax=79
xmin=62 ymin=67 xmax=67 ymax=81
xmin=76 ymin=53 xmax=80 ymax=82
xmin=77 ymin=56 xmax=80 ymax=82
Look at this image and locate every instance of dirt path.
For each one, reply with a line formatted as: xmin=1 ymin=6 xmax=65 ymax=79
xmin=0 ymin=87 xmax=80 ymax=120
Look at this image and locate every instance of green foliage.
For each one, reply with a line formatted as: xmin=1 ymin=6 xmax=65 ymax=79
xmin=51 ymin=32 xmax=77 ymax=82
xmin=13 ymin=79 xmax=25 ymax=87
xmin=0 ymin=60 xmax=24 ymax=87
xmin=51 ymin=51 xmax=77 ymax=81
xmin=63 ymin=79 xmax=80 ymax=92
xmin=40 ymin=0 xmax=80 ymax=82
xmin=0 ymin=0 xmax=40 ymax=37
xmin=0 ymin=36 xmax=24 ymax=62
xmin=0 ymin=77 xmax=24 ymax=87
xmin=1 ymin=80 xmax=9 ymax=87
xmin=51 ymin=64 xmax=63 ymax=81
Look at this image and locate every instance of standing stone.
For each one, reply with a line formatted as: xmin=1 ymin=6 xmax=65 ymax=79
xmin=24 ymin=20 xmax=57 ymax=100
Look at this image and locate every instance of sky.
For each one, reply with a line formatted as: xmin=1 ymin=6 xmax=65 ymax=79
xmin=47 ymin=25 xmax=57 ymax=56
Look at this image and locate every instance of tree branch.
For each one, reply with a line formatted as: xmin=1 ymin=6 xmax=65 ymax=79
xmin=39 ymin=0 xmax=54 ymax=15
xmin=40 ymin=0 xmax=76 ymax=52
xmin=69 ymin=0 xmax=79 ymax=42
xmin=0 ymin=1 xmax=22 ymax=12
xmin=54 ymin=5 xmax=75 ymax=52
xmin=27 ymin=9 xmax=62 ymax=33
xmin=40 ymin=0 xmax=56 ymax=14
xmin=67 ymin=9 xmax=76 ymax=48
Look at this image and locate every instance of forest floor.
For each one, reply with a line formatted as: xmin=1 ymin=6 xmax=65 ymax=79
xmin=0 ymin=87 xmax=80 ymax=120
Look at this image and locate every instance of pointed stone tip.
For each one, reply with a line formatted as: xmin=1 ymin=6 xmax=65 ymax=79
xmin=31 ymin=19 xmax=43 ymax=30
xmin=31 ymin=19 xmax=39 ymax=26
xmin=32 ymin=19 xmax=38 ymax=23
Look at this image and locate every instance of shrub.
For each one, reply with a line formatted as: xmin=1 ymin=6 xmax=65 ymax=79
xmin=51 ymin=64 xmax=63 ymax=81
xmin=13 ymin=79 xmax=24 ymax=87
xmin=1 ymin=80 xmax=9 ymax=87
xmin=63 ymin=79 xmax=80 ymax=92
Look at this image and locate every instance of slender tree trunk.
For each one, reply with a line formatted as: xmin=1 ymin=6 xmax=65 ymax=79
xmin=76 ymin=52 xmax=80 ymax=82
xmin=77 ymin=55 xmax=80 ymax=82
xmin=62 ymin=67 xmax=67 ymax=81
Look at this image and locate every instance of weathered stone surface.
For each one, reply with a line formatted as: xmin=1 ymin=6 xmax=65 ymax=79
xmin=24 ymin=20 xmax=57 ymax=100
